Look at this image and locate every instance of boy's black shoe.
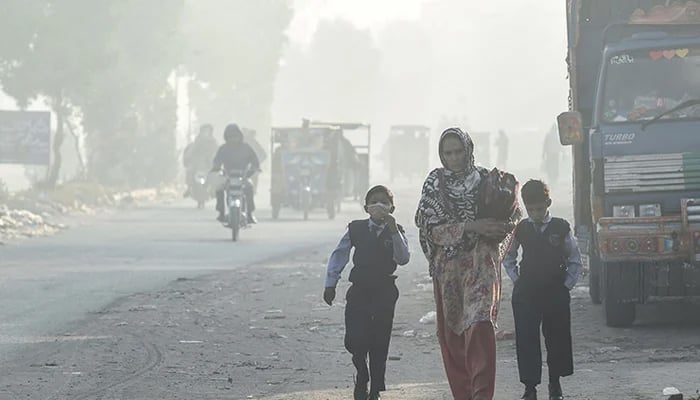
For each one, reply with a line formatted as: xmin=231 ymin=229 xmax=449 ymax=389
xmin=353 ymin=382 xmax=368 ymax=400
xmin=521 ymin=387 xmax=537 ymax=400
xmin=548 ymin=382 xmax=563 ymax=400
xmin=368 ymin=392 xmax=381 ymax=400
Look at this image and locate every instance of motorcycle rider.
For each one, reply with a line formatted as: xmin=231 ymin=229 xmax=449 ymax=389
xmin=212 ymin=123 xmax=261 ymax=224
xmin=183 ymin=123 xmax=218 ymax=198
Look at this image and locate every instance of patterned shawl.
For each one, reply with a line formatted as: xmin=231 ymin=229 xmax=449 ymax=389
xmin=415 ymin=128 xmax=486 ymax=276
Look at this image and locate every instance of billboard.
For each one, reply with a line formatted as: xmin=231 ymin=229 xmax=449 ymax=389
xmin=0 ymin=110 xmax=51 ymax=165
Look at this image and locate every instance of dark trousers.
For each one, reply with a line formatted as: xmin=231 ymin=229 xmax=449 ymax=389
xmin=344 ymin=282 xmax=399 ymax=393
xmin=512 ymin=283 xmax=573 ymax=386
xmin=215 ymin=183 xmax=255 ymax=215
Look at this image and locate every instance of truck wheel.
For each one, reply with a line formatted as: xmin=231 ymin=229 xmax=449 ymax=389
xmin=604 ymin=262 xmax=636 ymax=327
xmin=589 ymin=252 xmax=602 ymax=304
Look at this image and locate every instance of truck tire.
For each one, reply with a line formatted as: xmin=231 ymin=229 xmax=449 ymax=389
xmin=603 ymin=262 xmax=636 ymax=327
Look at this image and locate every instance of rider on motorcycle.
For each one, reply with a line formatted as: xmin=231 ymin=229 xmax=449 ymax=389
xmin=212 ymin=123 xmax=261 ymax=224
xmin=183 ymin=123 xmax=218 ymax=198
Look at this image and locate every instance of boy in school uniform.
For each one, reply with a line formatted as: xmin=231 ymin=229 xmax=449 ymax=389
xmin=323 ymin=185 xmax=410 ymax=400
xmin=503 ymin=180 xmax=582 ymax=400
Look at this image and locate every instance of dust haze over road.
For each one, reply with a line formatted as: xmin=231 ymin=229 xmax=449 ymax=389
xmin=1 ymin=1 xmax=699 ymax=399
xmin=0 ymin=180 xmax=699 ymax=399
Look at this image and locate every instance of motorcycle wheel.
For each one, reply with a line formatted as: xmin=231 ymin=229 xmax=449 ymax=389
xmin=229 ymin=206 xmax=240 ymax=242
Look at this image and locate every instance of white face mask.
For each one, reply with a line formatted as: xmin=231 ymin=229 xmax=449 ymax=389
xmin=367 ymin=203 xmax=391 ymax=220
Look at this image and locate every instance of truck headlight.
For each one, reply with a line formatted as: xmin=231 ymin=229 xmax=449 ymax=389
xmin=639 ymin=203 xmax=661 ymax=217
xmin=613 ymin=205 xmax=636 ymax=218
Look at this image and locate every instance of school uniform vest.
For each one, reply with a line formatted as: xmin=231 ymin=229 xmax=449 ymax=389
xmin=515 ymin=217 xmax=570 ymax=288
xmin=347 ymin=219 xmax=401 ymax=287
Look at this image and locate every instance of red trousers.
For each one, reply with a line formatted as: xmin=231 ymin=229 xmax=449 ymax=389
xmin=435 ymin=281 xmax=497 ymax=400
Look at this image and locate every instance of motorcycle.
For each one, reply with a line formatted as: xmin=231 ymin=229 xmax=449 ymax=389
xmin=223 ymin=169 xmax=249 ymax=241
xmin=191 ymin=171 xmax=210 ymax=209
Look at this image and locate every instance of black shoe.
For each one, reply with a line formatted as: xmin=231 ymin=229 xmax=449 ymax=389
xmin=521 ymin=388 xmax=537 ymax=400
xmin=548 ymin=382 xmax=563 ymax=400
xmin=353 ymin=383 xmax=368 ymax=400
xmin=368 ymin=392 xmax=381 ymax=400
xmin=217 ymin=213 xmax=226 ymax=222
xmin=247 ymin=213 xmax=257 ymax=224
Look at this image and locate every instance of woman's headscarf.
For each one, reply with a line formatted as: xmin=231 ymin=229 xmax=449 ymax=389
xmin=415 ymin=128 xmax=484 ymax=274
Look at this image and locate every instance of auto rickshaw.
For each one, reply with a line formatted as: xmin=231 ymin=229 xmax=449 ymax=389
xmin=269 ymin=125 xmax=341 ymax=220
xmin=386 ymin=125 xmax=430 ymax=182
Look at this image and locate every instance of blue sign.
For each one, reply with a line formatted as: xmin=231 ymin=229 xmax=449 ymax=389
xmin=0 ymin=110 xmax=51 ymax=165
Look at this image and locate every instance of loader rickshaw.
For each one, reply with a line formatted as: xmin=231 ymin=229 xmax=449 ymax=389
xmin=307 ymin=121 xmax=371 ymax=209
xmin=269 ymin=126 xmax=341 ymax=220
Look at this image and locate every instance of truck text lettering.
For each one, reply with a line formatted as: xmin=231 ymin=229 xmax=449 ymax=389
xmin=604 ymin=133 xmax=636 ymax=145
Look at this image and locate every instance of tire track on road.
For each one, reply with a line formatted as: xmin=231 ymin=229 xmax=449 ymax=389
xmin=71 ymin=336 xmax=163 ymax=400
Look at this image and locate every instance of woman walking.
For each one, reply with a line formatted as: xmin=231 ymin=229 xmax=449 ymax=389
xmin=415 ymin=127 xmax=520 ymax=400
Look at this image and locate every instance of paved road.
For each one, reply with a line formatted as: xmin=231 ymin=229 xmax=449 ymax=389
xmin=0 ymin=200 xmax=365 ymax=363
xmin=2 ymin=182 xmax=699 ymax=399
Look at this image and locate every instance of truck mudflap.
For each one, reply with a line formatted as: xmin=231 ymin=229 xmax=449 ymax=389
xmin=597 ymin=199 xmax=700 ymax=302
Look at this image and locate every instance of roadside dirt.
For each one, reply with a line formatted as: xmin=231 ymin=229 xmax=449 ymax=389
xmin=1 ymin=235 xmax=698 ymax=400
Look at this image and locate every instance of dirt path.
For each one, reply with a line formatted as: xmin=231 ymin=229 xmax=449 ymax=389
xmin=1 ymin=234 xmax=698 ymax=400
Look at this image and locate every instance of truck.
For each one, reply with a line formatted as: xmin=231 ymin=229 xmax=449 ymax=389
xmin=559 ymin=0 xmax=700 ymax=326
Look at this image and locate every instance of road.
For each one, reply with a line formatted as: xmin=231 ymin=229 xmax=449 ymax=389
xmin=0 ymin=183 xmax=699 ymax=400
xmin=0 ymin=198 xmax=364 ymax=361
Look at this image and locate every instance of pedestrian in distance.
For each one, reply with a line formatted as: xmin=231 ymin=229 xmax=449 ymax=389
xmin=323 ymin=185 xmax=410 ymax=400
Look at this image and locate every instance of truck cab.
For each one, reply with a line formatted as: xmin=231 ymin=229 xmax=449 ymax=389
xmin=560 ymin=1 xmax=700 ymax=326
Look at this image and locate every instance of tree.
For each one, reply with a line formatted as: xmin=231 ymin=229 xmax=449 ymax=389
xmin=78 ymin=1 xmax=184 ymax=186
xmin=0 ymin=1 xmax=116 ymax=187
xmin=376 ymin=21 xmax=433 ymax=124
xmin=182 ymin=0 xmax=293 ymax=138
xmin=272 ymin=19 xmax=383 ymax=124
xmin=1 ymin=1 xmax=290 ymax=187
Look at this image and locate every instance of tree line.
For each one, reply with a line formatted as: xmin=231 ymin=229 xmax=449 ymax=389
xmin=0 ymin=0 xmax=292 ymax=187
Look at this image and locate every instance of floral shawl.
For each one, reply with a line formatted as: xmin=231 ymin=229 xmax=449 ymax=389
xmin=415 ymin=128 xmax=521 ymax=334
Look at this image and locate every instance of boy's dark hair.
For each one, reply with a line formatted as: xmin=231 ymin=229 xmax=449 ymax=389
xmin=521 ymin=179 xmax=550 ymax=205
xmin=365 ymin=185 xmax=394 ymax=205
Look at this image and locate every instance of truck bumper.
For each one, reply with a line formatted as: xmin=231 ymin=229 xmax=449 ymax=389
xmin=597 ymin=199 xmax=700 ymax=302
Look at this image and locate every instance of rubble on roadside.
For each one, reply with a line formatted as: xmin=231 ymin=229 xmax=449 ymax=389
xmin=0 ymin=204 xmax=66 ymax=241
xmin=0 ymin=182 xmax=179 ymax=243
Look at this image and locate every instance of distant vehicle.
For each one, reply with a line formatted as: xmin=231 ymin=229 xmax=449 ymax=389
xmin=222 ymin=169 xmax=249 ymax=241
xmin=386 ymin=125 xmax=430 ymax=182
xmin=190 ymin=171 xmax=210 ymax=209
xmin=270 ymin=125 xmax=339 ymax=220
xmin=308 ymin=121 xmax=371 ymax=206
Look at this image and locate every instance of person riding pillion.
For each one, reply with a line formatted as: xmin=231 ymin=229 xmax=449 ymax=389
xmin=183 ymin=123 xmax=218 ymax=197
xmin=211 ymin=123 xmax=260 ymax=224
